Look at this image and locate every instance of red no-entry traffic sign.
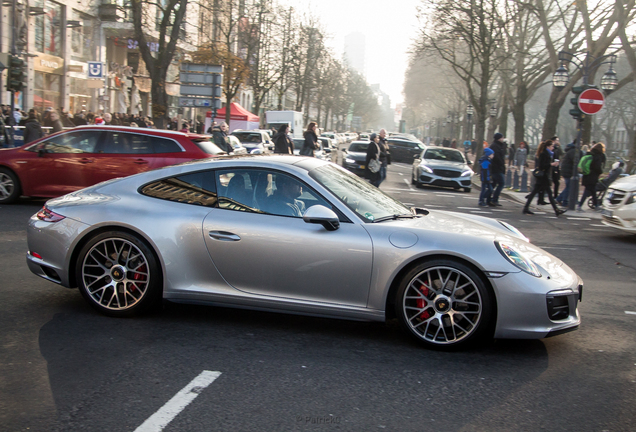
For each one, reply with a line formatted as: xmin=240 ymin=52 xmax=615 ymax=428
xmin=578 ymin=88 xmax=605 ymax=115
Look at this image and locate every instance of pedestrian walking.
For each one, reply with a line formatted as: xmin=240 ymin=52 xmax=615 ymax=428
xmin=300 ymin=122 xmax=319 ymax=156
xmin=508 ymin=143 xmax=516 ymax=167
xmin=556 ymin=141 xmax=579 ymax=206
xmin=273 ymin=124 xmax=294 ymax=154
xmin=49 ymin=110 xmax=64 ymax=133
xmin=365 ymin=133 xmax=385 ymax=187
xmin=577 ymin=142 xmax=605 ymax=211
xmin=378 ymin=129 xmax=391 ymax=183
xmin=551 ymin=136 xmax=563 ymax=197
xmin=489 ymin=133 xmax=506 ymax=206
xmin=23 ymin=110 xmax=43 ymax=144
xmin=478 ymin=147 xmax=494 ymax=206
xmin=522 ymin=139 xmax=566 ymax=216
xmin=211 ymin=121 xmax=233 ymax=154
xmin=514 ymin=141 xmax=528 ymax=170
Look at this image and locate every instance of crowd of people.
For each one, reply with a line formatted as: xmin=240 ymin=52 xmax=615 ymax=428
xmin=476 ymin=131 xmax=624 ymax=215
xmin=0 ymin=105 xmax=212 ymax=147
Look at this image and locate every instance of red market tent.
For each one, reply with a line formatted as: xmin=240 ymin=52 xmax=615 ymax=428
xmin=206 ymin=102 xmax=260 ymax=132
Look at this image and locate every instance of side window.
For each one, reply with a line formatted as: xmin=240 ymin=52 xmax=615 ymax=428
xmin=41 ymin=131 xmax=100 ymax=154
xmin=217 ymin=170 xmax=259 ymax=212
xmin=217 ymin=170 xmax=330 ymax=218
xmin=100 ymin=132 xmax=152 ymax=154
xmin=151 ymin=136 xmax=183 ymax=153
xmin=140 ymin=170 xmax=217 ymax=207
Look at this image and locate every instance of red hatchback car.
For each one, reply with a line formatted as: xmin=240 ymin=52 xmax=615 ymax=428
xmin=0 ymin=125 xmax=227 ymax=204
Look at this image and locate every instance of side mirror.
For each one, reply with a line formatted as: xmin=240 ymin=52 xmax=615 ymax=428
xmin=37 ymin=143 xmax=48 ymax=157
xmin=324 ymin=148 xmax=331 ymax=153
xmin=303 ymin=205 xmax=340 ymax=231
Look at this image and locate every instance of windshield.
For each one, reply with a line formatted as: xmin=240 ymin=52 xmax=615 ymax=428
xmin=348 ymin=143 xmax=369 ymax=152
xmin=310 ymin=164 xmax=411 ymax=222
xmin=424 ymin=148 xmax=465 ymax=163
xmin=232 ymin=132 xmax=263 ymax=143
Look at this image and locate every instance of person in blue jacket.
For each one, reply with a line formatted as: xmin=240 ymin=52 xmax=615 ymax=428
xmin=478 ymin=147 xmax=494 ymax=206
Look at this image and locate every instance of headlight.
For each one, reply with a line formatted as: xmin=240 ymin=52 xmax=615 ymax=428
xmin=461 ymin=169 xmax=473 ymax=177
xmin=498 ymin=220 xmax=529 ymax=242
xmin=626 ymin=192 xmax=636 ymax=205
xmin=420 ymin=165 xmax=433 ymax=173
xmin=496 ymin=242 xmax=541 ymax=277
xmin=345 ymin=158 xmax=355 ymax=164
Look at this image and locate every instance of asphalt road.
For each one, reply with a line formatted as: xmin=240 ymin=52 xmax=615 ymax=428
xmin=1 ymin=162 xmax=635 ymax=432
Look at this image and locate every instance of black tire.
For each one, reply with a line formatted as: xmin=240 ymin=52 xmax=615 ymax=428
xmin=75 ymin=231 xmax=162 ymax=317
xmin=587 ymin=195 xmax=597 ymax=209
xmin=0 ymin=167 xmax=21 ymax=204
xmin=395 ymin=259 xmax=493 ymax=349
xmin=464 ymin=187 xmax=472 ymax=193
xmin=411 ymin=172 xmax=417 ymax=185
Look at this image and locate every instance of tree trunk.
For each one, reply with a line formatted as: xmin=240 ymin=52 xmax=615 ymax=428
xmin=150 ymin=71 xmax=169 ymax=129
xmin=541 ymin=87 xmax=564 ymax=140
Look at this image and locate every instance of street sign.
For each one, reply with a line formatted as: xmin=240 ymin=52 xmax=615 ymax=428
xmin=87 ymin=62 xmax=104 ymax=78
xmin=578 ymin=88 xmax=605 ymax=115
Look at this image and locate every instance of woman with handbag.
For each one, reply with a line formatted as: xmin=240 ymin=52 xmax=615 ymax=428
xmin=522 ymin=139 xmax=565 ymax=216
xmin=365 ymin=133 xmax=385 ymax=187
xmin=300 ymin=122 xmax=320 ymax=156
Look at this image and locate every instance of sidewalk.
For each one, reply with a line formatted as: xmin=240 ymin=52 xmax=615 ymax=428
xmin=472 ymin=174 xmax=603 ymax=220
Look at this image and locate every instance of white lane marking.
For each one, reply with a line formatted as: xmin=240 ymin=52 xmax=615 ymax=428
xmin=590 ymin=224 xmax=606 ymax=227
xmin=491 ymin=209 xmax=512 ymax=212
xmin=540 ymin=247 xmax=578 ymax=250
xmin=409 ymin=192 xmax=427 ymax=195
xmin=463 ymin=196 xmax=479 ymax=199
xmin=625 ymin=311 xmax=636 ymax=315
xmin=567 ymin=217 xmax=591 ymax=221
xmin=583 ymin=228 xmax=606 ymax=231
xmin=134 ymin=371 xmax=221 ymax=432
xmin=470 ymin=211 xmax=492 ymax=214
xmin=398 ymin=173 xmax=404 ymax=176
xmin=423 ymin=204 xmax=443 ymax=207
xmin=403 ymin=203 xmax=415 ymax=205
xmin=457 ymin=206 xmax=480 ymax=210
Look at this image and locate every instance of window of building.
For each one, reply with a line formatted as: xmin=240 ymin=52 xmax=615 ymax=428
xmin=33 ymin=71 xmax=61 ymax=112
xmin=33 ymin=0 xmax=63 ymax=57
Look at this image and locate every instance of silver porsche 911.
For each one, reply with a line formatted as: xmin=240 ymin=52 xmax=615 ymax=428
xmin=26 ymin=155 xmax=582 ymax=349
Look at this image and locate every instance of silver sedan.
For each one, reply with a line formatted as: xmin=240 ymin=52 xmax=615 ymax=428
xmin=412 ymin=147 xmax=474 ymax=192
xmin=26 ymin=155 xmax=582 ymax=349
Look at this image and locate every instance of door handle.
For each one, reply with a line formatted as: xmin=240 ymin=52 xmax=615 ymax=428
xmin=79 ymin=158 xmax=94 ymax=164
xmin=134 ymin=159 xmax=149 ymax=164
xmin=208 ymin=231 xmax=241 ymax=241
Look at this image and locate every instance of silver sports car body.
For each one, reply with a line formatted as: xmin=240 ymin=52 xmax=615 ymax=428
xmin=26 ymin=155 xmax=582 ymax=349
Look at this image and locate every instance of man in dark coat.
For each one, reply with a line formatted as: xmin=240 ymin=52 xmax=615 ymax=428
xmin=23 ymin=111 xmax=43 ymax=144
xmin=577 ymin=143 xmax=605 ymax=211
xmin=555 ymin=141 xmax=582 ymax=206
xmin=273 ymin=124 xmax=294 ymax=154
xmin=489 ymin=132 xmax=506 ymax=206
xmin=211 ymin=121 xmax=233 ymax=153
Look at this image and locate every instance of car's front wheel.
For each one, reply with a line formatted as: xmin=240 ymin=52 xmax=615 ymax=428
xmin=395 ymin=259 xmax=493 ymax=349
xmin=76 ymin=231 xmax=162 ymax=317
xmin=464 ymin=187 xmax=471 ymax=193
xmin=0 ymin=167 xmax=21 ymax=204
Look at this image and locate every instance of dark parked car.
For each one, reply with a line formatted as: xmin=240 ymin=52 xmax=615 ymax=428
xmin=342 ymin=140 xmax=370 ymax=175
xmin=0 ymin=125 xmax=226 ymax=204
xmin=387 ymin=137 xmax=425 ymax=162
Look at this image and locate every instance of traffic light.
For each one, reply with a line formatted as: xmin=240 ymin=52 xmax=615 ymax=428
xmin=7 ymin=55 xmax=27 ymax=93
xmin=569 ymin=85 xmax=585 ymax=120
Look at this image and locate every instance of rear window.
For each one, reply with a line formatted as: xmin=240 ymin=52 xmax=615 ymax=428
xmin=191 ymin=138 xmax=226 ymax=155
xmin=152 ymin=136 xmax=183 ymax=153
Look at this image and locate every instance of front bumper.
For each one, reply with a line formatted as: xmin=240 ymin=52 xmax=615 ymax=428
xmin=490 ymin=269 xmax=582 ymax=339
xmin=415 ymin=169 xmax=471 ymax=189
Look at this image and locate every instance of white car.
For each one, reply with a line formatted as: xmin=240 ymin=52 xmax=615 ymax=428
xmin=601 ymin=175 xmax=636 ymax=233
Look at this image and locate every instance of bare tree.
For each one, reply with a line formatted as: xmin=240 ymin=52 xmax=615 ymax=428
xmin=131 ymin=0 xmax=188 ymax=129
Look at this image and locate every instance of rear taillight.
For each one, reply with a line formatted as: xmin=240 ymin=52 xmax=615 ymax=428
xmin=36 ymin=206 xmax=65 ymax=222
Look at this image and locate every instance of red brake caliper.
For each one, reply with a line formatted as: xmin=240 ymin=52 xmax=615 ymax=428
xmin=131 ymin=264 xmax=147 ymax=292
xmin=417 ymin=283 xmax=431 ymax=320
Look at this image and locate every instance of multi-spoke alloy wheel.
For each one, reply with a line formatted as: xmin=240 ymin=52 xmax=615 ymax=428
xmin=396 ymin=260 xmax=492 ymax=349
xmin=0 ymin=168 xmax=20 ymax=204
xmin=76 ymin=231 xmax=161 ymax=316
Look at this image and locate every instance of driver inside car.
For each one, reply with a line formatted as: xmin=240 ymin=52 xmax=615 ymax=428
xmin=267 ymin=175 xmax=306 ymax=217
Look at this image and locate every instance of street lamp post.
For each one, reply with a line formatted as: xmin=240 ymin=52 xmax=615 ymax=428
xmin=466 ymin=104 xmax=473 ymax=141
xmin=552 ymin=51 xmax=618 ymax=211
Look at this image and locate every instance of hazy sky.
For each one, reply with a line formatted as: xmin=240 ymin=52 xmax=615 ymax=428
xmin=279 ymin=0 xmax=422 ymax=108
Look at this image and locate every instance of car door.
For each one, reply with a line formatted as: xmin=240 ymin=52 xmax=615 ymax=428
xmin=91 ymin=131 xmax=156 ymax=185
xmin=388 ymin=139 xmax=405 ymax=162
xmin=202 ymin=168 xmax=373 ymax=307
xmin=21 ymin=130 xmax=102 ymax=196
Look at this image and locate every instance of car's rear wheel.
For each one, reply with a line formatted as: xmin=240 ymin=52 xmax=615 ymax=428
xmin=395 ymin=259 xmax=493 ymax=349
xmin=76 ymin=231 xmax=162 ymax=317
xmin=0 ymin=167 xmax=21 ymax=204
